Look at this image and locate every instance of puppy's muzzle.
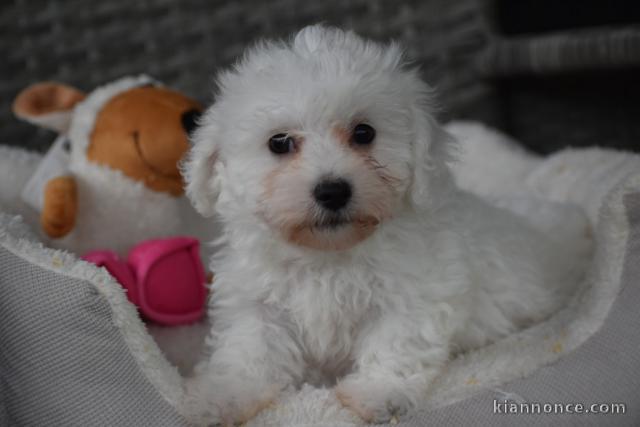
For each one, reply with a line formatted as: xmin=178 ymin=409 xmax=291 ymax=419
xmin=313 ymin=178 xmax=352 ymax=212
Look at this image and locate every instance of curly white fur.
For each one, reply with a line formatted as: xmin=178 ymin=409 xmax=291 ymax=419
xmin=182 ymin=26 xmax=590 ymax=425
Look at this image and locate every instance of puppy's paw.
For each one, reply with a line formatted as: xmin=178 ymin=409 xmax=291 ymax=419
xmin=335 ymin=375 xmax=416 ymax=424
xmin=220 ymin=387 xmax=278 ymax=427
xmin=183 ymin=376 xmax=280 ymax=426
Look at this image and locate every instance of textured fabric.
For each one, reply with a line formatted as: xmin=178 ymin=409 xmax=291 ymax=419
xmin=0 ymin=246 xmax=189 ymax=427
xmin=4 ymin=1 xmax=640 ymax=155
xmin=0 ymin=0 xmax=490 ymax=152
xmin=388 ymin=194 xmax=640 ymax=427
xmin=479 ymin=26 xmax=640 ymax=76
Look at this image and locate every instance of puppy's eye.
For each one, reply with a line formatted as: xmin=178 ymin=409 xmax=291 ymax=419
xmin=352 ymin=123 xmax=376 ymax=145
xmin=268 ymin=133 xmax=295 ymax=155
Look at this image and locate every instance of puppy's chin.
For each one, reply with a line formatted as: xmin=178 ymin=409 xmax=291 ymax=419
xmin=284 ymin=216 xmax=380 ymax=251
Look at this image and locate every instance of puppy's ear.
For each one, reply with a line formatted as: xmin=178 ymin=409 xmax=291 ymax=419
xmin=181 ymin=109 xmax=222 ymax=217
xmin=408 ymin=93 xmax=456 ymax=211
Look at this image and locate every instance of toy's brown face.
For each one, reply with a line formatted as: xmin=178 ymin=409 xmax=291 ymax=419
xmin=87 ymin=87 xmax=202 ymax=196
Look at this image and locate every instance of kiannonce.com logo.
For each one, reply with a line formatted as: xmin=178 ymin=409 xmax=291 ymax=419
xmin=493 ymin=399 xmax=627 ymax=415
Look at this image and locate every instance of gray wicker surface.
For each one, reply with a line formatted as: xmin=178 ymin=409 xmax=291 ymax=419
xmin=1 ymin=0 xmax=639 ymax=154
xmin=479 ymin=26 xmax=640 ymax=76
xmin=0 ymin=0 xmax=490 ymax=152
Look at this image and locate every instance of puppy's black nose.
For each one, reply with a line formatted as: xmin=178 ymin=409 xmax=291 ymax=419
xmin=313 ymin=179 xmax=352 ymax=211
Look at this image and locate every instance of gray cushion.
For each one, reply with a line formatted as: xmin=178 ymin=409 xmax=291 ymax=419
xmin=0 ymin=245 xmax=188 ymax=426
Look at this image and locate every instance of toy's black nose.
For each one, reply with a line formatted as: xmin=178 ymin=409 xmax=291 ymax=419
xmin=313 ymin=179 xmax=352 ymax=211
xmin=181 ymin=109 xmax=202 ymax=137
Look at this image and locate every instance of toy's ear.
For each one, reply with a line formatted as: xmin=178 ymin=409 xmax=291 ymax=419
xmin=408 ymin=96 xmax=456 ymax=211
xmin=12 ymin=82 xmax=85 ymax=133
xmin=181 ymin=108 xmax=222 ymax=217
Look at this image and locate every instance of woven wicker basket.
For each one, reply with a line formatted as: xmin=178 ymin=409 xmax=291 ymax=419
xmin=2 ymin=0 xmax=639 ymax=153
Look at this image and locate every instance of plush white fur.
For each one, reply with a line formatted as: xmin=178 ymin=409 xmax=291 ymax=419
xmin=0 ymin=145 xmax=43 ymax=234
xmin=446 ymin=120 xmax=541 ymax=198
xmin=525 ymin=147 xmax=640 ymax=224
xmin=182 ymin=26 xmax=591 ymax=425
xmin=58 ymin=155 xmax=211 ymax=256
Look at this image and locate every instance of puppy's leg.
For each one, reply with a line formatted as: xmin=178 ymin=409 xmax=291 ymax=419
xmin=183 ymin=308 xmax=303 ymax=426
xmin=336 ymin=313 xmax=450 ymax=423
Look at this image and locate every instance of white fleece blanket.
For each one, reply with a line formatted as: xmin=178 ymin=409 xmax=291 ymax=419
xmin=1 ymin=120 xmax=639 ymax=426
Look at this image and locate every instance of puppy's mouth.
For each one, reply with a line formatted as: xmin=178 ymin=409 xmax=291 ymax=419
xmin=313 ymin=216 xmax=350 ymax=230
xmin=310 ymin=214 xmax=380 ymax=232
xmin=283 ymin=213 xmax=382 ymax=251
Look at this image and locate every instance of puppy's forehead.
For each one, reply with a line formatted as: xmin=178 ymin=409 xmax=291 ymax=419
xmin=212 ymin=30 xmax=420 ymax=137
xmin=224 ymin=63 xmax=405 ymax=129
xmin=222 ymin=32 xmax=402 ymax=91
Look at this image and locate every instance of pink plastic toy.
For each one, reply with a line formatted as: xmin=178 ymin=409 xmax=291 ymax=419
xmin=82 ymin=237 xmax=207 ymax=326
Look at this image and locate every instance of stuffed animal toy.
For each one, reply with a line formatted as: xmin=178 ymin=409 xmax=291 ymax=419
xmin=12 ymin=75 xmax=216 ymax=256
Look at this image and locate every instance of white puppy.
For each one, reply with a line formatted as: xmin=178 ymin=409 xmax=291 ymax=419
xmin=183 ymin=25 xmax=588 ymax=425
